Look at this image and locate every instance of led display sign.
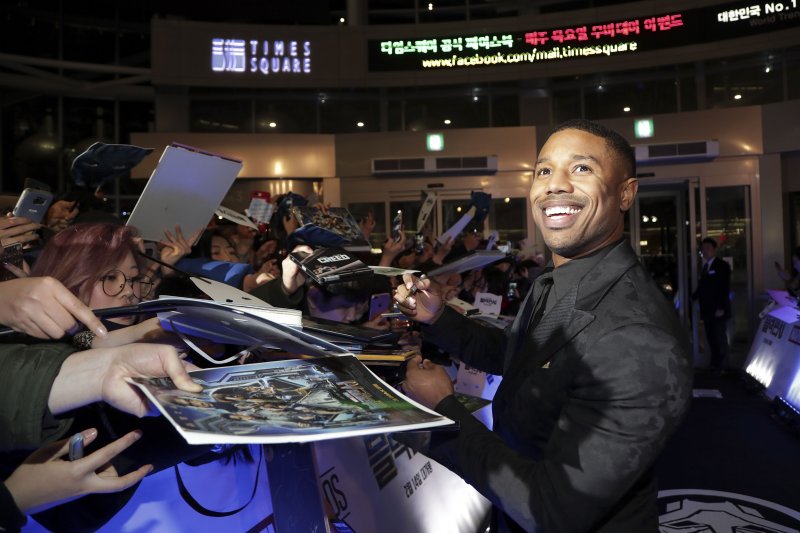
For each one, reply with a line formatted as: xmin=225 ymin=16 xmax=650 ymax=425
xmin=211 ymin=38 xmax=312 ymax=76
xmin=367 ymin=0 xmax=800 ymax=71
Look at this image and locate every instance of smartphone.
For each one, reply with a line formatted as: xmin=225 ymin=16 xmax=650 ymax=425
xmin=391 ymin=210 xmax=403 ymax=243
xmin=143 ymin=241 xmax=158 ymax=258
xmin=369 ymin=292 xmax=392 ymax=320
xmin=0 ymin=243 xmax=24 ymax=282
xmin=68 ymin=433 xmax=85 ymax=461
xmin=485 ymin=231 xmax=498 ymax=250
xmin=12 ymin=188 xmax=54 ymax=224
xmin=414 ymin=233 xmax=425 ymax=254
xmin=507 ymin=281 xmax=518 ymax=299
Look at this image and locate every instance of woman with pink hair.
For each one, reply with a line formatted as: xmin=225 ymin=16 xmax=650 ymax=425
xmin=30 ymin=222 xmax=173 ymax=348
xmin=31 ymin=223 xmax=150 ymax=315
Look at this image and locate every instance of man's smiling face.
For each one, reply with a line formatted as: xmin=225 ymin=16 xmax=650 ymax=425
xmin=530 ymin=128 xmax=637 ymax=266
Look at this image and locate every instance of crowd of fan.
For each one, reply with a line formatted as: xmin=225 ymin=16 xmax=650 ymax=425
xmin=0 ymin=190 xmax=545 ymax=530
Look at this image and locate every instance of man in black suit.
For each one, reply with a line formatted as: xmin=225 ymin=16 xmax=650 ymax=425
xmin=395 ymin=119 xmax=692 ymax=532
xmin=693 ymin=237 xmax=731 ymax=371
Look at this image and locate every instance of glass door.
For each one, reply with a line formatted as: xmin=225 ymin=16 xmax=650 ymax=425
xmin=629 ymin=179 xmax=754 ymax=368
xmin=628 ymin=180 xmax=700 ymax=363
xmin=699 ymin=184 xmax=753 ymax=364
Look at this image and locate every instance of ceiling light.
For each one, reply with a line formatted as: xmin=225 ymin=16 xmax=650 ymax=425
xmin=734 ymin=94 xmax=742 ymax=100
xmin=428 ymin=3 xmax=433 ymax=10
xmin=504 ymin=197 xmax=510 ymax=203
xmin=268 ymin=122 xmax=277 ymax=128
xmin=623 ymin=106 xmax=631 ymax=112
xmin=339 ymin=17 xmax=345 ymax=23
xmin=443 ymin=119 xmax=451 ymax=125
xmin=765 ymin=65 xmax=771 ymax=73
xmin=357 ymin=121 xmax=365 ymax=127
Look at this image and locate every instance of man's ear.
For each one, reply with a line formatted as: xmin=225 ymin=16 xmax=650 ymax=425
xmin=620 ymin=178 xmax=638 ymax=212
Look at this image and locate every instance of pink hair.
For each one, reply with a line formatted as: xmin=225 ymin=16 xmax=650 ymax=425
xmin=31 ymin=222 xmax=142 ymax=304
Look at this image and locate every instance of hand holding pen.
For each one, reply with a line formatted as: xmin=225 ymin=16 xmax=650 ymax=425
xmin=393 ymin=273 xmax=445 ymax=325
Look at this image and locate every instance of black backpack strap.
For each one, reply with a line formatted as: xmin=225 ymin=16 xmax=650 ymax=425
xmin=174 ymin=446 xmax=263 ymax=518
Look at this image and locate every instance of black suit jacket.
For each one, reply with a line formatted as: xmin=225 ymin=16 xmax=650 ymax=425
xmin=693 ymin=257 xmax=732 ymax=319
xmin=421 ymin=240 xmax=693 ymax=532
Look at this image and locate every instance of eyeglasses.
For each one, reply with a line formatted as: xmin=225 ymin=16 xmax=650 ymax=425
xmin=100 ymin=269 xmax=153 ymax=299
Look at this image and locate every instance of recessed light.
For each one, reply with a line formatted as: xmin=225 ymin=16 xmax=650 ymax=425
xmin=734 ymin=94 xmax=742 ymax=100
xmin=268 ymin=122 xmax=277 ymax=128
xmin=357 ymin=121 xmax=365 ymax=127
xmin=623 ymin=106 xmax=631 ymax=112
xmin=339 ymin=17 xmax=345 ymax=23
xmin=428 ymin=3 xmax=433 ymax=10
xmin=443 ymin=119 xmax=451 ymax=125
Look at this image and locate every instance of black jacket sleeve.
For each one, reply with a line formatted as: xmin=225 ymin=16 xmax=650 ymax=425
xmin=249 ymin=277 xmax=306 ymax=309
xmin=0 ymin=343 xmax=76 ymax=452
xmin=423 ymin=324 xmax=691 ymax=532
xmin=0 ymin=481 xmax=26 ymax=532
xmin=422 ymin=306 xmax=509 ymax=376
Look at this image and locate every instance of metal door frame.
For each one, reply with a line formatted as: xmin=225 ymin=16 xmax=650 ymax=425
xmin=631 ymin=177 xmax=700 ymax=362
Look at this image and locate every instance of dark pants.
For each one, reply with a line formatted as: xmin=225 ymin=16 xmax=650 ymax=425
xmin=703 ymin=315 xmax=729 ymax=369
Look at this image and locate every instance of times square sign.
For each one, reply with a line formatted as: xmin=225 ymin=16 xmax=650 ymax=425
xmin=211 ymin=38 xmax=312 ymax=76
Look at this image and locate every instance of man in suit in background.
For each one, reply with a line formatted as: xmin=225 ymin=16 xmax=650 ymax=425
xmin=693 ymin=237 xmax=731 ymax=372
xmin=395 ymin=119 xmax=693 ymax=532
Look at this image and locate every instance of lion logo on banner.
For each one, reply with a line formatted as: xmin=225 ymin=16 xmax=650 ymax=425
xmin=658 ymin=489 xmax=800 ymax=532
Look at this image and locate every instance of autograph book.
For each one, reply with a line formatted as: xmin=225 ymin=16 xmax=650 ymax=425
xmin=130 ymin=356 xmax=453 ymax=444
xmin=89 ymin=297 xmax=347 ymax=365
xmin=291 ymin=206 xmax=372 ymax=251
xmin=126 ymin=143 xmax=242 ymax=242
xmin=289 ymin=247 xmax=373 ymax=286
xmin=426 ymin=250 xmax=506 ymax=277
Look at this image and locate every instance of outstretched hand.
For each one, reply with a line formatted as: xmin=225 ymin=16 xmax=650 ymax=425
xmin=0 ymin=215 xmax=40 ymax=247
xmin=0 ymin=277 xmax=107 ymax=339
xmin=44 ymin=200 xmax=78 ymax=233
xmin=99 ymin=343 xmax=202 ymax=417
xmin=281 ymin=244 xmax=313 ymax=295
xmin=379 ymin=229 xmax=407 ymax=267
xmin=4 ymin=428 xmax=151 ymax=515
xmin=160 ymin=225 xmax=201 ymax=267
xmin=49 ymin=343 xmax=202 ymax=418
xmin=432 ymin=236 xmax=454 ymax=265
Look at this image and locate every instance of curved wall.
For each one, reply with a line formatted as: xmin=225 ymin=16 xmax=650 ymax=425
xmin=151 ymin=0 xmax=800 ymax=89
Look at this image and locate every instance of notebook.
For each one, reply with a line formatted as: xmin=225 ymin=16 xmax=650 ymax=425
xmin=289 ymin=247 xmax=374 ymax=286
xmin=126 ymin=143 xmax=243 ymax=242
